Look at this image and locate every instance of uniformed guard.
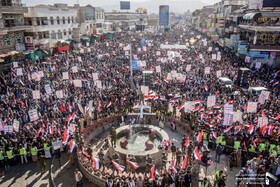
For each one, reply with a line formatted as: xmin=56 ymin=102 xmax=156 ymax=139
xmin=162 ymin=153 xmax=168 ymax=169
xmin=110 ymin=127 xmax=117 ymax=147
xmin=145 ymin=154 xmax=153 ymax=174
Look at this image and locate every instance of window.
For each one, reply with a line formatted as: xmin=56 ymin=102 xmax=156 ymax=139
xmin=68 ymin=17 xmax=70 ymax=24
xmin=50 ymin=17 xmax=54 ymax=25
xmin=4 ymin=34 xmax=13 ymax=46
xmin=15 ymin=32 xmax=23 ymax=44
xmin=69 ymin=29 xmax=72 ymax=35
xmin=57 ymin=16 xmax=60 ymax=25
xmin=37 ymin=19 xmax=40 ymax=26
xmin=64 ymin=30 xmax=67 ymax=36
xmin=62 ymin=17 xmax=65 ymax=24
xmin=57 ymin=30 xmax=62 ymax=39
xmin=72 ymin=17 xmax=74 ymax=23
xmin=51 ymin=31 xmax=56 ymax=40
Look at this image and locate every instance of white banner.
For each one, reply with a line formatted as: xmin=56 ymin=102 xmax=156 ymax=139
xmin=207 ymin=95 xmax=216 ymax=108
xmin=186 ymin=65 xmax=191 ymax=72
xmin=216 ymin=70 xmax=222 ymax=77
xmin=247 ymin=102 xmax=258 ymax=113
xmin=32 ymin=90 xmax=40 ymax=100
xmin=28 ymin=109 xmax=39 ymax=122
xmin=62 ymin=72 xmax=69 ymax=80
xmin=72 ymin=66 xmax=78 ymax=73
xmin=56 ymin=90 xmax=63 ymax=99
xmin=205 ymin=67 xmax=211 ymax=75
xmin=73 ymin=80 xmax=82 ymax=87
xmin=45 ymin=84 xmax=52 ymax=95
xmin=17 ymin=68 xmax=23 ymax=76
xmin=224 ymin=104 xmax=233 ymax=114
xmin=13 ymin=119 xmax=20 ymax=132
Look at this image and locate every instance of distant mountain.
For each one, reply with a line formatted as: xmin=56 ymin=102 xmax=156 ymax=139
xmin=102 ymin=0 xmax=207 ymax=13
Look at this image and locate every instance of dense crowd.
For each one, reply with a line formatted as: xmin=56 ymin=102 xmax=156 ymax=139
xmin=0 ymin=21 xmax=280 ymax=186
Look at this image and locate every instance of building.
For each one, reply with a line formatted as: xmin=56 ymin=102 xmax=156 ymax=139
xmin=95 ymin=7 xmax=105 ymax=34
xmin=0 ymin=0 xmax=29 ymax=55
xmin=105 ymin=11 xmax=148 ymax=31
xmin=24 ymin=4 xmax=78 ymax=49
xmin=191 ymin=5 xmax=214 ymax=33
xmin=147 ymin=13 xmax=159 ymax=26
xmin=75 ymin=4 xmax=95 ymax=36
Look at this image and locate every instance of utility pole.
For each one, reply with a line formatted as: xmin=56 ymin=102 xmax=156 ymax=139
xmin=129 ymin=38 xmax=134 ymax=90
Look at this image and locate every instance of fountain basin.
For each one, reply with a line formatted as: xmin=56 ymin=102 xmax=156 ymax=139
xmin=108 ymin=124 xmax=169 ymax=167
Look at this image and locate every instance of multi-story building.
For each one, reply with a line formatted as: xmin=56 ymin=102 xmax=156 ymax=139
xmin=0 ymin=0 xmax=29 ymax=55
xmin=191 ymin=6 xmax=214 ymax=33
xmin=75 ymin=4 xmax=95 ymax=36
xmin=147 ymin=13 xmax=159 ymax=26
xmin=24 ymin=4 xmax=78 ymax=49
xmin=105 ymin=11 xmax=148 ymax=31
xmin=94 ymin=7 xmax=105 ymax=34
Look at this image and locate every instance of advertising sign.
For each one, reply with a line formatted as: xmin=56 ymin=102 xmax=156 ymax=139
xmin=159 ymin=5 xmax=169 ymax=26
xmin=120 ymin=1 xmax=130 ymax=10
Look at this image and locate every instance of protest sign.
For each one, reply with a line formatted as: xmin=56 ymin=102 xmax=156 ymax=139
xmin=38 ymin=71 xmax=44 ymax=78
xmin=204 ymin=67 xmax=210 ymax=75
xmin=186 ymin=65 xmax=191 ymax=71
xmin=184 ymin=101 xmax=195 ymax=113
xmin=224 ymin=104 xmax=233 ymax=114
xmin=223 ymin=114 xmax=234 ymax=126
xmin=13 ymin=62 xmax=18 ymax=68
xmin=156 ymin=66 xmax=161 ymax=73
xmin=56 ymin=90 xmax=63 ymax=99
xmin=261 ymin=91 xmax=270 ymax=100
xmin=17 ymin=68 xmax=23 ymax=76
xmin=72 ymin=66 xmax=78 ymax=73
xmin=207 ymin=95 xmax=216 ymax=108
xmin=208 ymin=47 xmax=212 ymax=52
xmin=92 ymin=73 xmax=98 ymax=80
xmin=212 ymin=54 xmax=217 ymax=60
xmin=156 ymin=51 xmax=161 ymax=56
xmin=52 ymin=140 xmax=62 ymax=150
xmin=258 ymin=94 xmax=265 ymax=104
xmin=13 ymin=120 xmax=19 ymax=132
xmin=45 ymin=84 xmax=52 ymax=95
xmin=73 ymin=80 xmax=82 ymax=87
xmin=62 ymin=72 xmax=69 ymax=80
xmin=167 ymin=73 xmax=172 ymax=80
xmin=32 ymin=90 xmax=40 ymax=100
xmin=255 ymin=62 xmax=261 ymax=69
xmin=216 ymin=70 xmax=222 ymax=77
xmin=247 ymin=102 xmax=258 ymax=113
xmin=258 ymin=117 xmax=268 ymax=128
xmin=28 ymin=109 xmax=39 ymax=122
xmin=4 ymin=125 xmax=13 ymax=134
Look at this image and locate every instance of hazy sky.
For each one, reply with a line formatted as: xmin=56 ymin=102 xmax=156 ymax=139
xmin=22 ymin=0 xmax=221 ymax=12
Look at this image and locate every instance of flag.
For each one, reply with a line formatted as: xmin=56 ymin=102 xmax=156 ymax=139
xmin=207 ymin=110 xmax=213 ymax=115
xmin=112 ymin=160 xmax=125 ymax=173
xmin=184 ymin=136 xmax=190 ymax=147
xmin=178 ymin=103 xmax=184 ymax=111
xmin=261 ymin=110 xmax=266 ymax=118
xmin=251 ymin=138 xmax=257 ymax=149
xmin=127 ymin=160 xmax=139 ymax=169
xmin=148 ymin=89 xmax=154 ymax=95
xmin=205 ymin=85 xmax=208 ymax=91
xmin=92 ymin=157 xmax=101 ymax=169
xmin=37 ymin=127 xmax=42 ymax=138
xmin=69 ymin=139 xmax=76 ymax=153
xmin=89 ymin=66 xmax=94 ymax=69
xmin=43 ymin=50 xmax=49 ymax=55
xmin=114 ymin=78 xmax=117 ymax=84
xmin=216 ymin=90 xmax=220 ymax=95
xmin=192 ymin=105 xmax=200 ymax=112
xmin=233 ymin=74 xmax=238 ymax=81
xmin=267 ymin=125 xmax=274 ymax=136
xmin=200 ymin=112 xmax=205 ymax=121
xmin=49 ymin=126 xmax=54 ymax=135
xmin=144 ymin=96 xmax=154 ymax=101
xmin=164 ymin=78 xmax=169 ymax=83
xmin=151 ymin=165 xmax=156 ymax=179
xmin=199 ymin=107 xmax=205 ymax=112
xmin=21 ymin=100 xmax=25 ymax=108
xmin=260 ymin=124 xmax=267 ymax=136
xmin=181 ymin=155 xmax=188 ymax=169
xmin=154 ymin=95 xmax=159 ymax=100
xmin=68 ymin=104 xmax=72 ymax=113
xmin=273 ymin=81 xmax=279 ymax=86
xmin=248 ymin=125 xmax=254 ymax=134
xmin=193 ymin=146 xmax=201 ymax=161
xmin=212 ymin=132 xmax=218 ymax=140
xmin=171 ymin=121 xmax=176 ymax=130
xmin=62 ymin=129 xmax=70 ymax=145
xmin=170 ymin=160 xmax=177 ymax=174
xmin=106 ymin=101 xmax=112 ymax=108
xmin=122 ymin=96 xmax=126 ymax=105
xmin=82 ymin=146 xmax=89 ymax=158
xmin=226 ymin=100 xmax=233 ymax=104
xmin=243 ymin=141 xmax=247 ymax=151
xmin=214 ymin=105 xmax=220 ymax=109
xmin=206 ymin=123 xmax=216 ymax=127
xmin=235 ymin=126 xmax=241 ymax=134
xmin=276 ymin=113 xmax=280 ymax=120
xmin=197 ymin=130 xmax=204 ymax=142
xmin=98 ymin=102 xmax=102 ymax=112
xmin=224 ymin=125 xmax=233 ymax=133
xmin=215 ymin=114 xmax=222 ymax=122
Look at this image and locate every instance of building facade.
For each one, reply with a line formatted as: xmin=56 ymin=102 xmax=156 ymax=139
xmin=24 ymin=4 xmax=78 ymax=49
xmin=0 ymin=0 xmax=29 ymax=55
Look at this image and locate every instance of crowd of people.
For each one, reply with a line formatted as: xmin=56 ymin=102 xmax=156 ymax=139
xmin=0 ymin=21 xmax=280 ymax=186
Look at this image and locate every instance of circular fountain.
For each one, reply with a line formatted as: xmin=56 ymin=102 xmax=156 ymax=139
xmin=108 ymin=124 xmax=169 ymax=167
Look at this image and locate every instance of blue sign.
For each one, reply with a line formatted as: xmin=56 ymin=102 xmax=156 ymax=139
xmin=159 ymin=5 xmax=169 ymax=26
xmin=131 ymin=60 xmax=138 ymax=71
xmin=237 ymin=41 xmax=248 ymax=55
xmin=249 ymin=51 xmax=270 ymax=59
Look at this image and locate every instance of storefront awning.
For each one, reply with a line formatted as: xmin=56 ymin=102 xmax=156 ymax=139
xmin=243 ymin=12 xmax=260 ymax=21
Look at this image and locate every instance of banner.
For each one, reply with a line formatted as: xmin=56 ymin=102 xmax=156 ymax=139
xmin=45 ymin=84 xmax=52 ymax=95
xmin=261 ymin=91 xmax=270 ymax=100
xmin=186 ymin=65 xmax=191 ymax=72
xmin=38 ymin=71 xmax=44 ymax=78
xmin=13 ymin=120 xmax=20 ymax=132
xmin=207 ymin=95 xmax=216 ymax=108
xmin=258 ymin=93 xmax=265 ymax=104
xmin=96 ymin=80 xmax=102 ymax=89
xmin=4 ymin=125 xmax=13 ymax=134
xmin=13 ymin=62 xmax=18 ymax=68
xmin=77 ymin=103 xmax=84 ymax=114
xmin=212 ymin=54 xmax=217 ymax=60
xmin=63 ymin=72 xmax=69 ymax=80
xmin=28 ymin=109 xmax=39 ymax=122
xmin=247 ymin=102 xmax=257 ymax=113
xmin=73 ymin=80 xmax=82 ymax=87
xmin=52 ymin=140 xmax=62 ymax=150
xmin=204 ymin=67 xmax=210 ymax=74
xmin=32 ymin=90 xmax=40 ymax=100
xmin=56 ymin=90 xmax=63 ymax=99
xmin=223 ymin=114 xmax=234 ymax=126
xmin=224 ymin=104 xmax=233 ymax=114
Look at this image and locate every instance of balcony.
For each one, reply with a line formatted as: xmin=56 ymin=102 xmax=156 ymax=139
xmin=0 ymin=4 xmax=28 ymax=14
xmin=0 ymin=24 xmax=31 ymax=35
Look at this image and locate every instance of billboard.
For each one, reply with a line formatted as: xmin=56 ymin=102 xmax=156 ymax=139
xmin=159 ymin=5 xmax=169 ymax=26
xmin=120 ymin=1 xmax=130 ymax=10
xmin=25 ymin=36 xmax=34 ymax=51
xmin=263 ymin=0 xmax=280 ymax=7
xmin=249 ymin=0 xmax=263 ymax=9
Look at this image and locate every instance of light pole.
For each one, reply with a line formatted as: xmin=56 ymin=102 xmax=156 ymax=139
xmin=129 ymin=39 xmax=134 ymax=90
